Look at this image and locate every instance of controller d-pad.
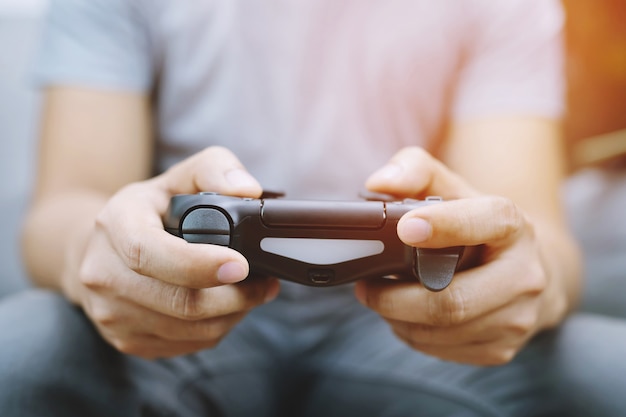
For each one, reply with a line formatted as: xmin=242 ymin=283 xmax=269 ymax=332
xmin=181 ymin=208 xmax=231 ymax=245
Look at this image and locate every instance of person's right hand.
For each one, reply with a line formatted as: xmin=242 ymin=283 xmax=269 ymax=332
xmin=62 ymin=147 xmax=280 ymax=359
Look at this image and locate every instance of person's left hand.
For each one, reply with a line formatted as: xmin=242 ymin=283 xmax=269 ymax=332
xmin=355 ymin=147 xmax=569 ymax=365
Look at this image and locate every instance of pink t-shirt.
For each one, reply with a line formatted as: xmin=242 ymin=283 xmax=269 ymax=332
xmin=36 ymin=0 xmax=564 ymax=198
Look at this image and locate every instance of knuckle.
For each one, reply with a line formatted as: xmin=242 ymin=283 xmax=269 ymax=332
xmin=492 ymin=197 xmax=524 ymax=240
xmin=369 ymin=292 xmax=396 ymax=317
xmin=526 ymin=261 xmax=548 ymax=294
xmin=180 ymin=317 xmax=235 ymax=342
xmin=407 ymin=323 xmax=436 ymax=346
xmin=508 ymin=312 xmax=538 ymax=338
xmin=124 ymin=236 xmax=146 ymax=274
xmin=93 ymin=212 xmax=107 ymax=232
xmin=427 ymin=287 xmax=467 ymax=326
xmin=78 ymin=258 xmax=109 ymax=289
xmin=403 ymin=337 xmax=422 ymax=352
xmin=170 ymin=287 xmax=205 ymax=320
xmin=90 ymin=305 xmax=119 ymax=327
xmin=524 ymin=217 xmax=538 ymax=240
xmin=111 ymin=338 xmax=158 ymax=359
xmin=486 ymin=347 xmax=518 ymax=366
xmin=204 ymin=332 xmax=227 ymax=348
xmin=110 ymin=338 xmax=137 ymax=355
xmin=200 ymin=321 xmax=227 ymax=342
xmin=393 ymin=326 xmax=423 ymax=351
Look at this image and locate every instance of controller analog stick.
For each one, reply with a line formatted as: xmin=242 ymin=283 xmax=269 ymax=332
xmin=181 ymin=208 xmax=231 ymax=245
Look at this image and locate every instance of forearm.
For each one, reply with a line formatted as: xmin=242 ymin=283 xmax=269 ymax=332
xmin=22 ymin=189 xmax=109 ymax=301
xmin=23 ymin=87 xmax=153 ymax=298
xmin=442 ymin=116 xmax=583 ymax=325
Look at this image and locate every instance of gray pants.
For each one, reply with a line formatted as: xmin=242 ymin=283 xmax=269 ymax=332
xmin=1 ymin=284 xmax=626 ymax=417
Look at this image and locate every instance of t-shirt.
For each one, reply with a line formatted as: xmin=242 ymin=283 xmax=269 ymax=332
xmin=34 ymin=0 xmax=564 ymax=199
xmin=33 ymin=0 xmax=565 ymax=303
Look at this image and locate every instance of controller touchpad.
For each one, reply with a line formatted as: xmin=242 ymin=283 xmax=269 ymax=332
xmin=260 ymin=238 xmax=384 ymax=264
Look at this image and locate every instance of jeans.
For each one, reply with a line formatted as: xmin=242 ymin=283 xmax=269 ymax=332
xmin=1 ymin=282 xmax=626 ymax=417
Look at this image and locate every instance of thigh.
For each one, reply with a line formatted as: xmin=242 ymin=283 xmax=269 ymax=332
xmin=565 ymin=168 xmax=626 ymax=318
xmin=0 ymin=289 xmax=141 ymax=416
xmin=291 ymin=303 xmax=560 ymax=417
xmin=0 ymin=289 xmax=286 ymax=417
xmin=551 ymin=313 xmax=626 ymax=417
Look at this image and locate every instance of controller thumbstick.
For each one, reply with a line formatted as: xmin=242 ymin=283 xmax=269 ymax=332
xmin=181 ymin=208 xmax=231 ymax=246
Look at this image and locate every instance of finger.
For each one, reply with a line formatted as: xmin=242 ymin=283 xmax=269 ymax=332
xmin=147 ymin=313 xmax=245 ymax=342
xmin=113 ymin=225 xmax=251 ymax=287
xmin=89 ymin=293 xmax=247 ymax=342
xmin=398 ymin=338 xmax=522 ymax=366
xmin=81 ymin=250 xmax=280 ymax=320
xmin=365 ymin=147 xmax=479 ymax=200
xmin=97 ymin=187 xmax=251 ymax=287
xmin=101 ymin=332 xmax=230 ymax=359
xmin=156 ymin=146 xmax=263 ymax=197
xmin=354 ymin=256 xmax=546 ymax=325
xmin=397 ymin=196 xmax=528 ymax=248
xmin=386 ymin=294 xmax=540 ymax=347
xmin=135 ymin=276 xmax=279 ymax=320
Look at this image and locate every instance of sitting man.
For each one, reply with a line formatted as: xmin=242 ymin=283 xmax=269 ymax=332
xmin=1 ymin=1 xmax=625 ymax=416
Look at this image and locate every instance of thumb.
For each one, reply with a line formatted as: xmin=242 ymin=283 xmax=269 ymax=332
xmin=155 ymin=146 xmax=263 ymax=197
xmin=365 ymin=147 xmax=478 ymax=200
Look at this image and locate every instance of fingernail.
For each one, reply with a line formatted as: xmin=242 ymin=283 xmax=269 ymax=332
xmin=226 ymin=168 xmax=259 ymax=189
xmin=217 ymin=262 xmax=248 ymax=284
xmin=370 ymin=164 xmax=402 ymax=182
xmin=399 ymin=218 xmax=432 ymax=244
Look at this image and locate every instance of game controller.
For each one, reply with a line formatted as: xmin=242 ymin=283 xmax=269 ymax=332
xmin=163 ymin=193 xmax=464 ymax=291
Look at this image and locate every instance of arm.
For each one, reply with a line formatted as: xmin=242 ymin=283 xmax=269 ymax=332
xmin=22 ymin=87 xmax=278 ymax=358
xmin=23 ymin=87 xmax=153 ymax=295
xmin=355 ymin=0 xmax=579 ymax=365
xmin=443 ymin=116 xmax=582 ymax=317
xmin=359 ymin=116 xmax=582 ymax=365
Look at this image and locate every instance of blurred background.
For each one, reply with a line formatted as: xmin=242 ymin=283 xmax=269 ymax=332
xmin=563 ymin=0 xmax=626 ymax=169
xmin=0 ymin=0 xmax=625 ymax=302
xmin=0 ymin=0 xmax=46 ymax=296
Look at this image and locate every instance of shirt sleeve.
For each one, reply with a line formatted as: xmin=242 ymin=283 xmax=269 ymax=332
xmin=32 ymin=0 xmax=154 ymax=92
xmin=452 ymin=0 xmax=566 ymax=121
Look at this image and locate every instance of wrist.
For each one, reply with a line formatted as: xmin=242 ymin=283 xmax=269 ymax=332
xmin=537 ymin=225 xmax=583 ymax=329
xmin=22 ymin=190 xmax=109 ymax=301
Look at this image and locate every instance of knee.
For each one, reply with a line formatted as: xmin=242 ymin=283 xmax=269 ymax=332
xmin=552 ymin=314 xmax=626 ymax=417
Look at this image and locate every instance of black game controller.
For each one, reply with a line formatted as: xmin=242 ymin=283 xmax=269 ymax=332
xmin=163 ymin=193 xmax=464 ymax=291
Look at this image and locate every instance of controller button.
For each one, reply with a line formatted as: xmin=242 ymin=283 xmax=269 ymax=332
xmin=181 ymin=208 xmax=231 ymax=246
xmin=308 ymin=269 xmax=334 ymax=284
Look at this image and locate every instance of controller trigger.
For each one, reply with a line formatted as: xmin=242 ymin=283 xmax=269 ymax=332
xmin=415 ymin=247 xmax=463 ymax=291
xmin=358 ymin=190 xmax=398 ymax=202
xmin=260 ymin=190 xmax=286 ymax=199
